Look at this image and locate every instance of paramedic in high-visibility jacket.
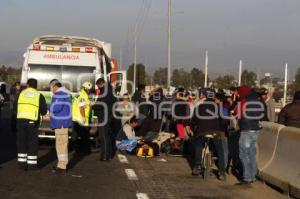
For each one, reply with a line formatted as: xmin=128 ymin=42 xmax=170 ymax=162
xmin=72 ymin=82 xmax=94 ymax=154
xmin=15 ymin=78 xmax=47 ymax=171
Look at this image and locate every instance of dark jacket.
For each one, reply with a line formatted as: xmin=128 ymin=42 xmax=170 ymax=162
xmin=93 ymin=82 xmax=116 ymax=123
xmin=135 ymin=116 xmax=162 ymax=137
xmin=50 ymin=87 xmax=73 ymax=129
xmin=191 ymin=100 xmax=226 ymax=137
xmin=278 ymin=100 xmax=300 ymax=128
xmin=132 ymin=90 xmax=149 ymax=116
xmin=174 ymin=99 xmax=190 ymax=124
xmin=238 ymin=92 xmax=263 ymax=131
xmin=260 ymin=99 xmax=269 ymax=121
xmin=148 ymin=89 xmax=164 ymax=119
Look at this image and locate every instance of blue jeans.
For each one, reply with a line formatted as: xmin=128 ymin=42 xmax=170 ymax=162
xmin=214 ymin=137 xmax=229 ymax=173
xmin=116 ymin=139 xmax=138 ymax=152
xmin=193 ymin=133 xmax=228 ymax=173
xmin=239 ymin=130 xmax=260 ymax=182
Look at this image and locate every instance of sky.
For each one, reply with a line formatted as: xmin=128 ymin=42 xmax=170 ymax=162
xmin=0 ymin=0 xmax=300 ymax=78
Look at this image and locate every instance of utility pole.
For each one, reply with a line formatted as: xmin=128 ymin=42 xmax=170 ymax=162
xmin=238 ymin=60 xmax=243 ymax=86
xmin=133 ymin=26 xmax=137 ymax=90
xmin=167 ymin=0 xmax=172 ymax=89
xmin=257 ymin=67 xmax=260 ymax=87
xmin=204 ymin=50 xmax=208 ymax=87
xmin=119 ymin=47 xmax=122 ymax=70
xmin=283 ymin=63 xmax=288 ymax=107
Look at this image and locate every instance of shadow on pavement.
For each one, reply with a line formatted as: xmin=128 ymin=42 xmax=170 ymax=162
xmin=0 ymin=150 xmax=17 ymax=165
xmin=184 ymin=154 xmax=194 ymax=170
xmin=38 ymin=148 xmax=57 ymax=168
xmin=0 ymin=117 xmax=17 ymax=165
xmin=68 ymin=153 xmax=86 ymax=170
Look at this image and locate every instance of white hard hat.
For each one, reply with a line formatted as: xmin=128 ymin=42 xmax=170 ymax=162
xmin=82 ymin=82 xmax=92 ymax=90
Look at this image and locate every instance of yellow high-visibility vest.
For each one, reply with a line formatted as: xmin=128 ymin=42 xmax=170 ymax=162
xmin=17 ymin=88 xmax=40 ymax=121
xmin=72 ymin=89 xmax=90 ymax=126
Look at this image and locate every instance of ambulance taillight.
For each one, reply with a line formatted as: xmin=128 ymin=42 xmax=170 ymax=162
xmin=85 ymin=47 xmax=93 ymax=53
xmin=33 ymin=44 xmax=41 ymax=51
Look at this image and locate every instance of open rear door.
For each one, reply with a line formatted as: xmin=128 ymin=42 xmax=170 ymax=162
xmin=107 ymin=71 xmax=127 ymax=96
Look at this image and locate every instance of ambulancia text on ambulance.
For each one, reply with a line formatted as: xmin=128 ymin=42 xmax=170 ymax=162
xmin=21 ymin=35 xmax=127 ymax=138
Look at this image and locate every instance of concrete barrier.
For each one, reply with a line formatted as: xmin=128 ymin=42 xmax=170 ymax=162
xmin=290 ymin=176 xmax=300 ymax=198
xmin=259 ymin=126 xmax=300 ymax=196
xmin=257 ymin=122 xmax=284 ymax=172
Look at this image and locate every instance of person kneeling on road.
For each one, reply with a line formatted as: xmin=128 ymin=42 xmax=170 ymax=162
xmin=48 ymin=79 xmax=73 ymax=173
xmin=116 ymin=116 xmax=160 ymax=156
xmin=116 ymin=116 xmax=141 ymax=153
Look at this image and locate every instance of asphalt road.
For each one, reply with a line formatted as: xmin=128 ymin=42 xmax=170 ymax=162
xmin=0 ymin=105 xmax=289 ymax=199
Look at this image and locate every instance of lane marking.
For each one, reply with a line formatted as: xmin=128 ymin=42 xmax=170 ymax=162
xmin=118 ymin=154 xmax=129 ymax=164
xmin=120 ymin=155 xmax=149 ymax=198
xmin=125 ymin=169 xmax=138 ymax=181
xmin=71 ymin=175 xmax=83 ymax=178
xmin=136 ymin=193 xmax=150 ymax=199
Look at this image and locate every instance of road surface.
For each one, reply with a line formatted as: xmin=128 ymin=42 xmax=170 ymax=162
xmin=0 ymin=105 xmax=288 ymax=199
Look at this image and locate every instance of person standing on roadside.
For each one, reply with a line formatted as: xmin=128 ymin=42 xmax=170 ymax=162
xmin=236 ymin=86 xmax=263 ymax=185
xmin=0 ymin=84 xmax=6 ymax=121
xmin=15 ymin=78 xmax=47 ymax=171
xmin=93 ymin=78 xmax=116 ymax=161
xmin=0 ymin=91 xmax=4 ymax=121
xmin=132 ymin=84 xmax=148 ymax=121
xmin=278 ymin=90 xmax=300 ymax=128
xmin=190 ymin=88 xmax=228 ymax=181
xmin=72 ymin=82 xmax=94 ymax=154
xmin=259 ymin=88 xmax=276 ymax=122
xmin=48 ymin=79 xmax=72 ymax=173
xmin=10 ymin=82 xmax=21 ymax=132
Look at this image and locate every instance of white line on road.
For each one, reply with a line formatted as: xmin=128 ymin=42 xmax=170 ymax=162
xmin=136 ymin=193 xmax=150 ymax=199
xmin=125 ymin=169 xmax=138 ymax=181
xmin=118 ymin=154 xmax=129 ymax=164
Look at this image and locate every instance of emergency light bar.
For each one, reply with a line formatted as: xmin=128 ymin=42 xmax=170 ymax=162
xmin=60 ymin=47 xmax=67 ymax=52
xmin=85 ymin=47 xmax=93 ymax=53
xmin=33 ymin=44 xmax=41 ymax=51
xmin=31 ymin=44 xmax=95 ymax=53
xmin=46 ymin=46 xmax=54 ymax=51
xmin=72 ymin=48 xmax=80 ymax=52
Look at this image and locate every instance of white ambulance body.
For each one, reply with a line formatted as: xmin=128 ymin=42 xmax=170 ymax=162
xmin=21 ymin=35 xmax=126 ymax=94
xmin=21 ymin=35 xmax=127 ymax=138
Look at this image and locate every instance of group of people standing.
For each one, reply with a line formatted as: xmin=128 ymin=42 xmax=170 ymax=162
xmin=185 ymin=85 xmax=299 ymax=184
xmin=9 ymin=76 xmax=300 ymax=185
xmin=121 ymin=85 xmax=276 ymax=184
xmin=13 ymin=77 xmax=118 ymax=173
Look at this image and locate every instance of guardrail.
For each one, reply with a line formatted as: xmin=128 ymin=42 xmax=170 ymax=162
xmin=257 ymin=122 xmax=300 ymax=198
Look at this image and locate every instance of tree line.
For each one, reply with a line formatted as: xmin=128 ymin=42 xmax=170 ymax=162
xmin=0 ymin=65 xmax=22 ymax=85
xmin=127 ymin=63 xmax=258 ymax=90
xmin=1 ymin=63 xmax=299 ymax=97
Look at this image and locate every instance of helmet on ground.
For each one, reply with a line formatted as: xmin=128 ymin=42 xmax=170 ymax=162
xmin=82 ymin=82 xmax=93 ymax=90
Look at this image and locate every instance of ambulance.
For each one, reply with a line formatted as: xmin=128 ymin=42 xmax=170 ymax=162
xmin=21 ymin=35 xmax=127 ymax=138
